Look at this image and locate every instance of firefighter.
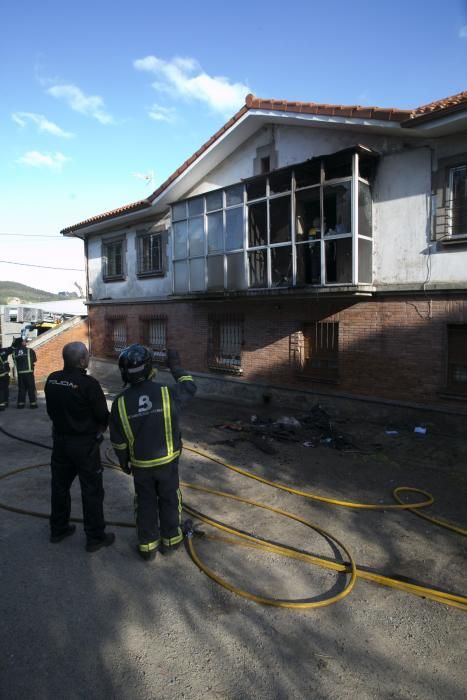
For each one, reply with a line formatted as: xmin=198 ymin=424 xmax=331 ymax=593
xmin=45 ymin=342 xmax=115 ymax=551
xmin=12 ymin=337 xmax=38 ymax=408
xmin=0 ymin=345 xmax=13 ymax=410
xmin=110 ymin=345 xmax=196 ymax=561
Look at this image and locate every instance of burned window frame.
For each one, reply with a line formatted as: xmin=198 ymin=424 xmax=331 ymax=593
xmin=207 ymin=315 xmax=244 ymax=375
xmin=102 ymin=235 xmax=126 ymax=282
xmin=291 ymin=322 xmax=339 ymax=383
xmin=171 ymin=149 xmax=374 ymax=293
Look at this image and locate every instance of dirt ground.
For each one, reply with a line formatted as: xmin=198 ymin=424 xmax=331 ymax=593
xmin=0 ymin=382 xmax=466 ymax=700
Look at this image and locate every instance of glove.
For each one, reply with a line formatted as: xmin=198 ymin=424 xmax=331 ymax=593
xmin=167 ymin=349 xmax=181 ymax=370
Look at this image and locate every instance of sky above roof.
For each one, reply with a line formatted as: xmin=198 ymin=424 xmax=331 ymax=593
xmin=1 ymin=0 xmax=466 ymax=292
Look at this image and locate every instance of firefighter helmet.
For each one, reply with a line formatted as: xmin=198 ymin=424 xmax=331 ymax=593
xmin=118 ymin=344 xmax=153 ymax=384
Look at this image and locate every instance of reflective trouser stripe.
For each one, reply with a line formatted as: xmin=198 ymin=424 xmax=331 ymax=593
xmin=162 ymin=529 xmax=183 ymax=547
xmin=138 ymin=540 xmax=160 ymax=552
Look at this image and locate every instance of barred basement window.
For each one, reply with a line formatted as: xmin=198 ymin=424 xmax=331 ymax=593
xmin=447 ymin=325 xmax=467 ymax=395
xmin=141 ymin=316 xmax=167 ymax=364
xmin=290 ymin=322 xmax=339 ymax=382
xmin=208 ymin=316 xmax=243 ymax=374
xmin=107 ymin=318 xmax=127 ymax=355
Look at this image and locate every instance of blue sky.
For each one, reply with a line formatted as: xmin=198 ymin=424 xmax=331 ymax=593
xmin=1 ymin=0 xmax=466 ymax=292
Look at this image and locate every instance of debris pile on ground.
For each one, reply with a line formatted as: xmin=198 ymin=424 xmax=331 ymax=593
xmin=212 ymin=404 xmax=358 ymax=454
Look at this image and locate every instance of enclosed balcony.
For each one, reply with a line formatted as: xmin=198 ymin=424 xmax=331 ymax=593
xmin=171 ymin=146 xmax=377 ymax=295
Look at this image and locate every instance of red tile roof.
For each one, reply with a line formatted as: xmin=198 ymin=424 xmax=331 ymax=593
xmin=61 ymin=91 xmax=467 ymax=234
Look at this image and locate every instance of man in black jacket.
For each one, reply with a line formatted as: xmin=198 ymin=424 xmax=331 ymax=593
xmin=13 ymin=338 xmax=37 ymax=408
xmin=0 ymin=346 xmax=13 ymax=410
xmin=110 ymin=345 xmax=196 ymax=561
xmin=45 ymin=341 xmax=115 ymax=552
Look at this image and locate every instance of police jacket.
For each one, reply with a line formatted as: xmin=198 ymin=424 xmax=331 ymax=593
xmin=0 ymin=347 xmax=12 ymax=377
xmin=13 ymin=347 xmax=37 ymax=374
xmin=110 ymin=366 xmax=196 ymax=469
xmin=45 ymin=366 xmax=109 ymax=437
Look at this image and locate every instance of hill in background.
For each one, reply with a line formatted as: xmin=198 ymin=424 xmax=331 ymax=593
xmin=0 ymin=281 xmax=77 ymax=305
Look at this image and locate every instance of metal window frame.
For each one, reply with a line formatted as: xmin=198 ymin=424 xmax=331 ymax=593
xmin=136 ymin=230 xmax=164 ymax=277
xmin=102 ymin=235 xmax=126 ymax=282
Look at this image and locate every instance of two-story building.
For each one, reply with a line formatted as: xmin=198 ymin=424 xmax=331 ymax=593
xmin=61 ymin=91 xmax=467 ymax=410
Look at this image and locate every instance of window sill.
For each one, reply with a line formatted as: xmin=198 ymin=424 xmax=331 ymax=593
xmin=137 ymin=271 xmax=165 ymax=279
xmin=208 ymin=364 xmax=243 ymax=376
xmin=439 ymin=391 xmax=467 ymax=401
xmin=103 ymin=276 xmax=126 ymax=283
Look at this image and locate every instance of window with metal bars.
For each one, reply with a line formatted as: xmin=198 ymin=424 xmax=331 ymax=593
xmin=140 ymin=316 xmax=168 ymax=364
xmin=102 ymin=238 xmax=125 ymax=280
xmin=137 ymin=232 xmax=163 ymax=276
xmin=302 ymin=322 xmax=339 ymax=382
xmin=107 ymin=317 xmax=127 ymax=355
xmin=207 ymin=316 xmax=243 ymax=374
xmin=447 ymin=325 xmax=467 ymax=395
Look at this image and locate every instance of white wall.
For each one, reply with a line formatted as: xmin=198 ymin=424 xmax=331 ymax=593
xmin=88 ymin=227 xmax=172 ymax=301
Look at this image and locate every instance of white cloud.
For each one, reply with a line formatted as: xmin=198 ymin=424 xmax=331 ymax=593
xmin=133 ymin=55 xmax=250 ymax=114
xmin=47 ymin=83 xmax=114 ymax=124
xmin=459 ymin=25 xmax=467 ymax=38
xmin=131 ymin=170 xmax=155 ymax=184
xmin=12 ymin=111 xmax=74 ymax=138
xmin=148 ymin=103 xmax=176 ymax=122
xmin=17 ymin=150 xmax=69 ymax=170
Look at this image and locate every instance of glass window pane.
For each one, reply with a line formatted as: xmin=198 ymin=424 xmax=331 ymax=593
xmin=172 ymin=202 xmax=187 ymax=221
xmin=188 ymin=197 xmax=203 ymax=217
xmin=270 ymin=196 xmax=291 ymax=244
xmin=271 ymin=246 xmax=292 ymax=287
xmin=226 ymin=208 xmax=243 ymax=250
xmin=173 ymin=221 xmax=188 ymax=259
xmin=248 ymin=249 xmax=267 ymax=288
xmin=207 ymin=255 xmax=224 ymax=290
xmin=325 ymin=238 xmax=352 ymax=283
xmin=246 ymin=178 xmax=266 ymax=201
xmin=324 ymin=182 xmax=351 ymax=235
xmin=174 ymin=261 xmax=188 ymax=293
xmin=269 ymin=169 xmax=291 ymax=195
xmin=358 ymin=237 xmax=372 ymax=283
xmin=207 ymin=211 xmax=223 ymax=252
xmin=296 ymin=188 xmax=321 ymax=242
xmin=206 ymin=190 xmax=223 ymax=212
xmin=248 ymin=201 xmax=267 ymax=247
xmin=359 ymin=182 xmax=372 ymax=238
xmin=452 ymin=165 xmax=467 ymax=235
xmin=189 ymin=258 xmax=205 ymax=291
xmin=188 ymin=216 xmax=204 ymax=257
xmin=296 ymin=242 xmax=321 ymax=285
xmin=324 ymin=153 xmax=352 ymax=181
xmin=227 ymin=253 xmax=246 ymax=290
xmin=225 ymin=184 xmax=244 ymax=207
xmin=295 ymin=160 xmax=320 ymax=189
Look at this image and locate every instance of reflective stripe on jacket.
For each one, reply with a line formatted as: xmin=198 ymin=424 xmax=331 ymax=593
xmin=110 ymin=369 xmax=196 ymax=468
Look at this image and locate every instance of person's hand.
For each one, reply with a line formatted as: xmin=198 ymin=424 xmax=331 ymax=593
xmin=167 ymin=349 xmax=181 ymax=369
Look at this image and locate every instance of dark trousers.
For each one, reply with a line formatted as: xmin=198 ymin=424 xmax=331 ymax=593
xmin=0 ymin=375 xmax=9 ymax=408
xmin=133 ymin=459 xmax=183 ymax=550
xmin=17 ymin=372 xmax=36 ymax=406
xmin=50 ymin=434 xmax=106 ymax=543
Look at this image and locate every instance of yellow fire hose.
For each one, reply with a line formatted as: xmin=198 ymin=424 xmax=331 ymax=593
xmin=0 ymin=437 xmax=465 ymax=611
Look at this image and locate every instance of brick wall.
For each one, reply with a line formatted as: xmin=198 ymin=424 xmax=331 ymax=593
xmin=88 ymin=295 xmax=467 ymax=408
xmin=32 ymin=318 xmax=89 ymax=388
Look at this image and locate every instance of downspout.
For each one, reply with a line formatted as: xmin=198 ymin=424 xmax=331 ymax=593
xmin=74 ymin=233 xmax=92 ymax=357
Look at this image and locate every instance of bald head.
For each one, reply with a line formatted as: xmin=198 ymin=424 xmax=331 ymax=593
xmin=63 ymin=342 xmax=89 ymax=369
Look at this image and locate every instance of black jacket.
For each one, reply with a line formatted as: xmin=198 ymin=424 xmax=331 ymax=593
xmin=45 ymin=367 xmax=109 ymax=437
xmin=0 ymin=347 xmax=12 ymax=377
xmin=13 ymin=347 xmax=36 ymax=374
xmin=110 ymin=366 xmax=196 ymax=468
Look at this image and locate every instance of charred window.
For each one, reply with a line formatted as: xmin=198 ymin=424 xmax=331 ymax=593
xmin=207 ymin=316 xmax=243 ymax=374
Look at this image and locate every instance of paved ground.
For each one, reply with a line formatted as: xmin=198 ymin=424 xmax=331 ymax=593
xmin=0 ymin=382 xmax=466 ymax=700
